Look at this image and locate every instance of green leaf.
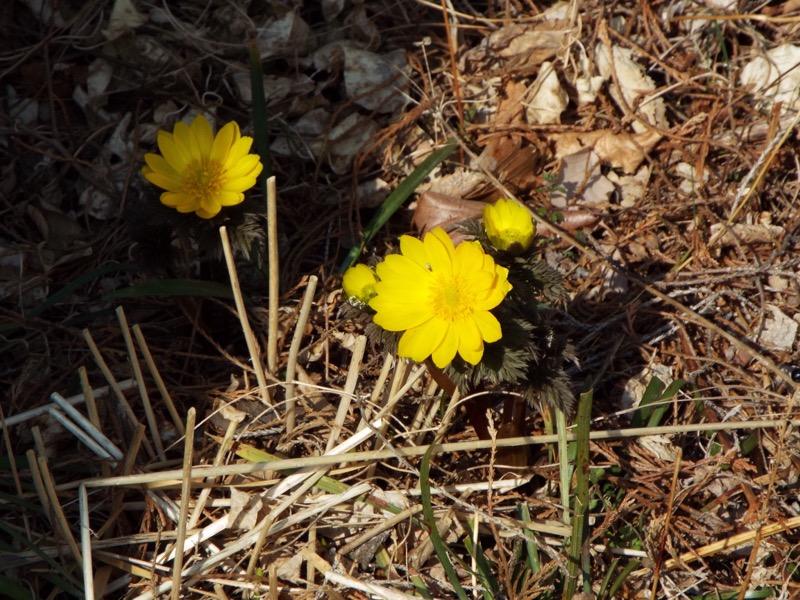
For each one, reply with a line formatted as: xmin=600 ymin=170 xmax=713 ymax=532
xmin=338 ymin=138 xmax=458 ymax=273
xmin=420 ymin=442 xmax=469 ymax=600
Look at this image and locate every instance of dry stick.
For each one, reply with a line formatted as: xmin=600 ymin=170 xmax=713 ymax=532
xmin=117 ymin=306 xmax=166 ymax=461
xmin=78 ymin=483 xmax=95 ymax=600
xmin=25 ymin=449 xmax=50 ymax=516
xmin=246 ymin=467 xmax=329 ymax=577
xmin=284 ymin=274 xmax=319 ymax=434
xmin=187 ymin=419 xmax=238 ymax=530
xmin=37 ymin=455 xmax=82 ymax=564
xmin=219 ymin=226 xmax=271 ymax=406
xmin=132 ymin=325 xmax=185 ymax=435
xmin=266 ymin=175 xmax=280 ymax=374
xmin=4 ymin=378 xmax=137 ymax=428
xmin=83 ymin=328 xmax=156 ymax=458
xmin=326 ymin=335 xmax=367 ymax=452
xmin=170 ymin=407 xmax=196 ymax=600
xmin=360 ymin=353 xmax=395 ymax=427
xmin=80 ymin=366 xmax=111 ymax=478
xmin=76 ymin=419 xmax=800 ymax=491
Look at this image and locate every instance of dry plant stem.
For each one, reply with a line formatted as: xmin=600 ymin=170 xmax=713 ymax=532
xmin=48 ymin=407 xmax=115 ymax=460
xmin=268 ymin=564 xmax=278 ymax=600
xmin=133 ymin=324 xmax=186 ymax=435
xmin=25 ymin=449 xmax=50 ymax=516
xmin=267 ymin=175 xmax=279 ymax=374
xmin=339 ymin=505 xmax=424 ymax=557
xmin=326 ymin=335 xmax=367 ymax=452
xmin=70 ymin=418 xmax=800 ymax=493
xmin=359 ymin=352 xmax=395 ymax=427
xmin=284 ymin=274 xmax=318 ymax=434
xmin=3 ymin=378 xmax=137 ymax=428
xmin=219 ymin=225 xmax=271 ymax=406
xmin=246 ymin=467 xmax=328 ymax=577
xmin=37 ymin=455 xmax=82 ymax=564
xmin=79 ymin=483 xmax=94 ymax=600
xmin=170 ymin=407 xmax=196 ymax=600
xmin=51 ymin=392 xmax=123 ymax=460
xmin=659 ymin=514 xmax=800 ymax=571
xmin=651 ymin=447 xmax=683 ymax=598
xmin=80 ymin=366 xmax=111 ymax=478
xmin=116 ymin=306 xmax=166 ymax=461
xmin=82 ymin=328 xmax=156 ymax=458
xmin=187 ymin=419 xmax=238 ymax=530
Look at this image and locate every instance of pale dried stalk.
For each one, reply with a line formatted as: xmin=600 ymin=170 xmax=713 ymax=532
xmin=83 ymin=328 xmax=155 ymax=459
xmin=284 ymin=274 xmax=318 ymax=433
xmin=326 ymin=335 xmax=367 ymax=452
xmin=116 ymin=306 xmax=165 ymax=460
xmin=79 ymin=483 xmax=94 ymax=600
xmin=38 ymin=455 xmax=82 ymax=564
xmin=219 ymin=225 xmax=271 ymax=406
xmin=79 ymin=366 xmax=111 ymax=478
xmin=132 ymin=324 xmax=185 ymax=435
xmin=170 ymin=407 xmax=196 ymax=600
xmin=73 ymin=419 xmax=800 ymax=493
xmin=4 ymin=378 xmax=136 ymax=427
xmin=266 ymin=175 xmax=280 ymax=374
xmin=187 ymin=419 xmax=238 ymax=530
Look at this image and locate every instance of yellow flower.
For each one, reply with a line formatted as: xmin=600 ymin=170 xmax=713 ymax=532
xmin=369 ymin=227 xmax=512 ymax=368
xmin=342 ymin=264 xmax=379 ymax=305
xmin=142 ymin=114 xmax=263 ymax=219
xmin=483 ymin=198 xmax=535 ymax=253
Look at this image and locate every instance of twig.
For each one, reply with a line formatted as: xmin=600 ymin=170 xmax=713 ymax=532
xmin=171 ymin=408 xmax=196 ymax=600
xmin=219 ymin=225 xmax=271 ymax=406
xmin=267 ymin=175 xmax=280 ymax=373
xmin=285 ymin=274 xmax=318 ymax=433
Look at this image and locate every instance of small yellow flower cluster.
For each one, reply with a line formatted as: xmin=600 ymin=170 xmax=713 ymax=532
xmin=343 ymin=198 xmax=536 ymax=369
xmin=142 ymin=115 xmax=263 ymax=219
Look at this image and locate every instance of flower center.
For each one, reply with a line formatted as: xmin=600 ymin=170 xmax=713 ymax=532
xmin=183 ymin=159 xmax=224 ymax=203
xmin=431 ymin=274 xmax=475 ymax=321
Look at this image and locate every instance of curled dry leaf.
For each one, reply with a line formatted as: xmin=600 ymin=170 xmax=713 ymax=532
xmin=411 ymin=191 xmax=485 ymax=235
xmin=550 ymin=149 xmax=614 ymax=208
xmin=594 ymin=44 xmax=668 ymax=133
xmin=460 ymin=15 xmax=574 ymax=73
xmin=741 ymin=44 xmax=800 ymax=111
xmin=525 ymin=61 xmax=569 ymax=125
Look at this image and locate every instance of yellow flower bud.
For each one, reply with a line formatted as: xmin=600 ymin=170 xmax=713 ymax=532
xmin=482 ymin=198 xmax=535 ymax=253
xmin=342 ymin=264 xmax=379 ymax=305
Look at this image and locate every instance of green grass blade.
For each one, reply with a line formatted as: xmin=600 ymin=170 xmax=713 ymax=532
xmin=420 ymin=441 xmax=469 ymax=600
xmin=464 ymin=519 xmax=497 ymax=599
xmin=630 ymin=376 xmax=665 ymax=428
xmin=338 ymin=137 xmax=458 ymax=273
xmin=247 ymin=39 xmax=272 ymax=181
xmin=563 ymin=390 xmax=593 ymax=599
xmin=517 ymin=503 xmax=541 ymax=574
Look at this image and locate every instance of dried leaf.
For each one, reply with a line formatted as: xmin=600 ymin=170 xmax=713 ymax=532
xmin=102 ymin=0 xmax=147 ymax=41
xmin=525 ymin=61 xmax=568 ymax=124
xmin=741 ymin=44 xmax=800 ymax=111
xmin=343 ymin=48 xmax=409 ymax=113
xmin=758 ymin=305 xmax=798 ymax=352
xmin=412 ymin=191 xmax=485 ymax=235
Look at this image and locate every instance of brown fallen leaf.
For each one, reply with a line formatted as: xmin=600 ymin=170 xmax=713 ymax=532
xmin=412 ymin=191 xmax=485 ymax=235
